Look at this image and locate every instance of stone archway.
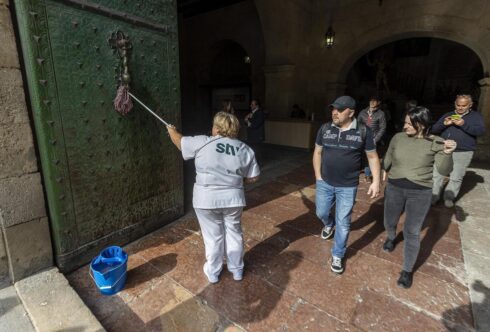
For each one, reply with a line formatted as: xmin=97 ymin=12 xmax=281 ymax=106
xmin=344 ymin=38 xmax=484 ymax=122
xmin=320 ymin=14 xmax=490 ymax=149
xmin=337 ymin=33 xmax=488 ymax=87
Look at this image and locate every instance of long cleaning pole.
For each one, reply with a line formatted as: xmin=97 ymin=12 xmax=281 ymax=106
xmin=128 ymin=92 xmax=170 ymax=126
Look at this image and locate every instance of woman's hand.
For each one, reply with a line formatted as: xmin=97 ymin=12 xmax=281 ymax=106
xmin=443 ymin=139 xmax=457 ymax=154
xmin=367 ymin=182 xmax=380 ymax=199
xmin=382 ymin=170 xmax=388 ymax=182
xmin=166 ymin=124 xmax=182 ymax=151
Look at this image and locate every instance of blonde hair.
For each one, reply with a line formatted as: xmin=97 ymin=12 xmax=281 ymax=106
xmin=213 ymin=111 xmax=240 ymax=138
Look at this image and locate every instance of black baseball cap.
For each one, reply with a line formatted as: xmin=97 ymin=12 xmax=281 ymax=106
xmin=329 ymin=96 xmax=356 ymax=111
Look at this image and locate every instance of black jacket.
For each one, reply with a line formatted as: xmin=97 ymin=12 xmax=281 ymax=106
xmin=358 ymin=108 xmax=386 ymax=143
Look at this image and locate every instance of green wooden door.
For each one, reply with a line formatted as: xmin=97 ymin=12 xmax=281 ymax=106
xmin=14 ymin=0 xmax=183 ymax=272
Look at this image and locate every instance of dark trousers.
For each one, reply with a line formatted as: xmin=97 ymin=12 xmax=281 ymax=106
xmin=383 ymin=182 xmax=432 ymax=272
xmin=248 ymin=142 xmax=264 ymax=166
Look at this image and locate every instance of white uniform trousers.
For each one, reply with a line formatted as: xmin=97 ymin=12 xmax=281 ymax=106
xmin=194 ymin=207 xmax=244 ymax=278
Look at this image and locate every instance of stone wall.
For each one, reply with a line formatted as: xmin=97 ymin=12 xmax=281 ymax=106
xmin=262 ymin=0 xmax=490 ymax=136
xmin=252 ymin=0 xmax=490 ymax=155
xmin=0 ymin=0 xmax=53 ymax=282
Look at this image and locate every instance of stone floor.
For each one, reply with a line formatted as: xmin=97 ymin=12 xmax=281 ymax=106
xmin=68 ymin=151 xmax=480 ymax=331
xmin=456 ymin=164 xmax=490 ymax=331
xmin=0 ymin=279 xmax=35 ymax=332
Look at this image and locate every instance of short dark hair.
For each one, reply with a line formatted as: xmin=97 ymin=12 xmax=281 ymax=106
xmin=369 ymin=95 xmax=381 ymax=102
xmin=407 ymin=106 xmax=431 ymax=137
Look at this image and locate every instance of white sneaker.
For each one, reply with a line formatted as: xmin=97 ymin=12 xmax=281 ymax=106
xmin=321 ymin=226 xmax=334 ymax=240
xmin=203 ymin=263 xmax=219 ymax=284
xmin=232 ymin=271 xmax=243 ymax=281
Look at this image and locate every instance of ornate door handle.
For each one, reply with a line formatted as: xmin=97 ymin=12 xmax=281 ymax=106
xmin=109 ymin=31 xmax=132 ymax=87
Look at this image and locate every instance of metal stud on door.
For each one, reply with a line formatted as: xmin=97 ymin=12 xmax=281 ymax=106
xmin=14 ymin=0 xmax=183 ymax=272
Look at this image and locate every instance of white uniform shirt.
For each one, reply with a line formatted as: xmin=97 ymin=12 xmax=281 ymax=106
xmin=181 ymin=135 xmax=260 ymax=209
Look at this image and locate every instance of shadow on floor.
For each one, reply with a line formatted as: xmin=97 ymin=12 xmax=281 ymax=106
xmin=442 ymin=280 xmax=489 ymax=331
xmin=0 ymin=297 xmax=20 ymax=318
xmin=145 ymin=172 xmax=317 ymax=329
xmin=71 ymin=157 xmax=476 ymax=330
xmin=456 ymin=171 xmax=485 ymax=203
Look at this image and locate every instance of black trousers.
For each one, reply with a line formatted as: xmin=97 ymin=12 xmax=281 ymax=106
xmin=248 ymin=142 xmax=264 ymax=166
xmin=383 ymin=182 xmax=432 ymax=272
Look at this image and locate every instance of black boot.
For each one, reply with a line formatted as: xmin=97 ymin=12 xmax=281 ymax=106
xmin=383 ymin=238 xmax=395 ymax=252
xmin=397 ymin=270 xmax=413 ymax=289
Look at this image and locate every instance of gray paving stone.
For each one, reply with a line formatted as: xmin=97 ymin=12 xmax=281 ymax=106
xmin=458 ymin=167 xmax=490 ymax=332
xmin=15 ymin=268 xmax=104 ymax=332
xmin=0 ymin=284 xmax=35 ymax=332
xmin=460 ymin=219 xmax=490 ymax=258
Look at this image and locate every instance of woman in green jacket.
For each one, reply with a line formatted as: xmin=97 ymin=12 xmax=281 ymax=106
xmin=382 ymin=106 xmax=457 ymax=288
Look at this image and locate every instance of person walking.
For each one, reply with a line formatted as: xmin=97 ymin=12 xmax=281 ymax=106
xmin=431 ymin=94 xmax=486 ymax=207
xmin=382 ymin=106 xmax=456 ymax=288
xmin=167 ymin=112 xmax=260 ymax=283
xmin=313 ymin=96 xmax=381 ymax=274
xmin=358 ymin=96 xmax=386 ymax=181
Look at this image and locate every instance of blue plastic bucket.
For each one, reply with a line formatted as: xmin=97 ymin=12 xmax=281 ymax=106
xmin=90 ymin=246 xmax=128 ymax=295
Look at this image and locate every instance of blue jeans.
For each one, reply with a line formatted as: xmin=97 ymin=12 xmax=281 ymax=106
xmin=315 ymin=180 xmax=357 ymax=258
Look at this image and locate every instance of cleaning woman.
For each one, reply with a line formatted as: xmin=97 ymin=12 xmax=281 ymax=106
xmin=166 ymin=112 xmax=260 ymax=283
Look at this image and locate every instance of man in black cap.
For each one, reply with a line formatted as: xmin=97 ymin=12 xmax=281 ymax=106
xmin=313 ymin=96 xmax=381 ymax=274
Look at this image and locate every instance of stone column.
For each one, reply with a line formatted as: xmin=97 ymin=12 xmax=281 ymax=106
xmin=0 ymin=1 xmax=53 ymax=281
xmin=325 ymin=82 xmax=347 ymax=105
xmin=313 ymin=82 xmax=347 ymax=122
xmin=476 ymin=78 xmax=490 ymax=160
xmin=263 ymin=64 xmax=296 ymax=118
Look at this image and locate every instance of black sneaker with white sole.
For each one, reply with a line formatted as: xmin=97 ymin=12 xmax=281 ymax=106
xmin=321 ymin=226 xmax=334 ymax=240
xmin=330 ymin=256 xmax=344 ymax=274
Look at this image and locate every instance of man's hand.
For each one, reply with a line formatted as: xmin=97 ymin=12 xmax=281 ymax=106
xmin=367 ymin=182 xmax=380 ymax=199
xmin=452 ymin=118 xmax=465 ymax=126
xmin=444 ymin=117 xmax=453 ymax=126
xmin=382 ymin=170 xmax=387 ymax=182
